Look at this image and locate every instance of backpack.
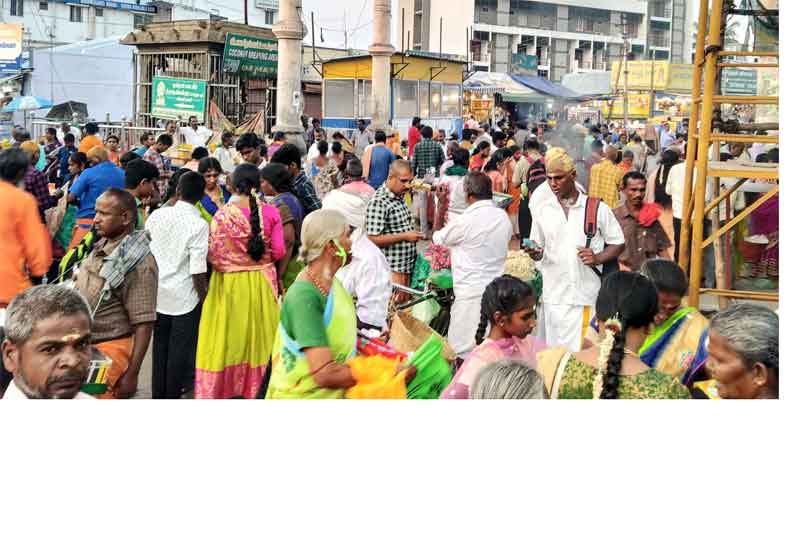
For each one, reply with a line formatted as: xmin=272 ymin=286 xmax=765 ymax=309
xmin=583 ymin=196 xmax=619 ymax=280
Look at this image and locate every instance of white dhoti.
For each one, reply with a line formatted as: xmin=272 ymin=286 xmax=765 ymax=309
xmin=447 ymin=295 xmax=484 ymax=360
xmin=537 ymin=303 xmax=593 ymax=353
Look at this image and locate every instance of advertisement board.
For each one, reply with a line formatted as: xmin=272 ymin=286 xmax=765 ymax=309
xmin=0 ymin=24 xmax=23 ymax=75
xmin=511 ymin=54 xmax=538 ymax=77
xmin=222 ymin=33 xmax=278 ymax=78
xmin=150 ymin=76 xmax=207 ymax=122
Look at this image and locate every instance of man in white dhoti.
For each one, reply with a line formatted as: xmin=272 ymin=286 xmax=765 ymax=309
xmin=432 ymin=171 xmax=513 ymax=359
xmin=527 ymin=147 xmax=625 ymax=352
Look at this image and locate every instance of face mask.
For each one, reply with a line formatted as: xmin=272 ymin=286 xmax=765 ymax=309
xmin=332 ymin=239 xmax=349 ymax=267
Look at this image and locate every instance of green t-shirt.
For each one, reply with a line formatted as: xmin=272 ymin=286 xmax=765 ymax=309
xmin=280 ymin=279 xmax=329 ymax=351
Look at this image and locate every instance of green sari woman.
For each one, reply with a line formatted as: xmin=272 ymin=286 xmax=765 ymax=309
xmin=267 ymin=278 xmax=358 ymax=399
xmin=266 ymin=209 xmax=359 ymax=399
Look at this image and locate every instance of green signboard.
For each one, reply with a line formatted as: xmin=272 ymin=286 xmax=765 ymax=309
xmin=222 ymin=32 xmax=278 ymax=78
xmin=150 ymin=76 xmax=207 ymax=122
xmin=511 ymin=53 xmax=538 ymax=76
xmin=721 ymin=68 xmax=758 ymax=95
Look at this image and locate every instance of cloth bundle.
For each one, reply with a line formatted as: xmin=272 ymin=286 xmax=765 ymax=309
xmin=345 ymin=355 xmax=408 ymax=399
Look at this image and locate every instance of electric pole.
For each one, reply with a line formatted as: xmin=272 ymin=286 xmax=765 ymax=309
xmin=621 ymin=13 xmax=629 ymax=128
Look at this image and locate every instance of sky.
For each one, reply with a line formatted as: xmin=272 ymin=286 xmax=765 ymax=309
xmin=299 ymin=0 xmax=391 ymax=51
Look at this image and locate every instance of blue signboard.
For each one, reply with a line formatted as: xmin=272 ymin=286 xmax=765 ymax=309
xmin=511 ymin=54 xmax=538 ymax=76
xmin=52 ymin=0 xmax=157 ymax=13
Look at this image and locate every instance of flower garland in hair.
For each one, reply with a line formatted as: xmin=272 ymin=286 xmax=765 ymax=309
xmin=593 ymin=316 xmax=622 ymax=399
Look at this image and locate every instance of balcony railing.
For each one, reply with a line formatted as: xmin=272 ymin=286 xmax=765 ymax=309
xmin=650 ymin=3 xmax=673 ymax=18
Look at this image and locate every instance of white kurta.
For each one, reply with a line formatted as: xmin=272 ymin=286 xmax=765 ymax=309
xmin=530 ymin=192 xmax=625 ymax=351
xmin=433 ymin=199 xmax=513 ymax=358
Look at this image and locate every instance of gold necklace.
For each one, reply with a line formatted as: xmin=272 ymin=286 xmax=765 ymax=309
xmin=303 ymin=266 xmax=330 ymax=296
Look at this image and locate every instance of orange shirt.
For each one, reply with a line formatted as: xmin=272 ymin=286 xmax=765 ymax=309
xmin=79 ymin=134 xmax=102 ymax=153
xmin=0 ymin=181 xmax=53 ymax=305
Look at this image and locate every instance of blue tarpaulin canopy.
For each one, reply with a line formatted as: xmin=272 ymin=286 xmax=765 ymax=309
xmin=510 ymin=75 xmax=583 ymax=101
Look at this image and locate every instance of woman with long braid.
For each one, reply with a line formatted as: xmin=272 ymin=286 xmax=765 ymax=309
xmin=441 ymin=275 xmax=545 ymax=399
xmin=536 ymin=272 xmax=690 ymax=399
xmin=194 ymin=163 xmax=285 ymax=398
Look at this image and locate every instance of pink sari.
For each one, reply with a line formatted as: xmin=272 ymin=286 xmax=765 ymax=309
xmin=209 ymin=201 xmax=286 ymax=293
xmin=441 ymin=335 xmax=546 ymax=399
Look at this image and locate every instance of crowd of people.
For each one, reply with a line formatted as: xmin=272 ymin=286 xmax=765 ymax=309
xmin=0 ymin=113 xmax=779 ymax=401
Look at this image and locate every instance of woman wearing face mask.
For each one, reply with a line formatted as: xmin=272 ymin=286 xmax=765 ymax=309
xmin=267 ymin=209 xmax=410 ymax=399
xmin=194 ymin=163 xmax=285 ymax=399
xmin=441 ymin=275 xmax=545 ymax=399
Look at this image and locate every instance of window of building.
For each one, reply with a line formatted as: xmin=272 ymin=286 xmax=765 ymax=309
xmin=442 ymin=84 xmax=461 ymax=117
xmin=70 ymin=6 xmax=83 ymax=23
xmin=10 ymin=0 xmax=23 ymax=17
xmin=418 ymin=81 xmax=430 ymax=118
xmin=39 ymin=2 xmax=49 ymax=11
xmin=394 ymin=79 xmax=417 ymax=118
xmin=134 ymin=14 xmax=154 ymax=29
xmin=324 ymin=80 xmax=356 ymax=118
xmin=357 ymin=79 xmax=372 ymax=118
xmin=96 ymin=7 xmax=104 ymax=17
xmin=264 ymin=10 xmax=275 ymax=25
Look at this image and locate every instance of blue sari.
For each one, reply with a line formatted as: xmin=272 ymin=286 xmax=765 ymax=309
xmin=196 ymin=186 xmax=231 ymax=223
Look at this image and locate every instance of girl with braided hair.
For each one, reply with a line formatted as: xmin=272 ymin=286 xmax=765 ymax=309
xmin=194 ymin=163 xmax=286 ymax=399
xmin=536 ymin=272 xmax=690 ymax=399
xmin=441 ymin=275 xmax=545 ymax=399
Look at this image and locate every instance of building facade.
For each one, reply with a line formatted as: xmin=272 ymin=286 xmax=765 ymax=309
xmin=3 ymin=0 xmax=279 ymax=48
xmin=398 ymin=0 xmax=691 ymax=82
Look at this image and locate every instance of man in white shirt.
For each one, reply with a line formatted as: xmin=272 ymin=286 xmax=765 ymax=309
xmin=57 ymin=121 xmax=81 ymax=146
xmin=179 ymin=115 xmax=213 ymax=148
xmin=433 ymin=171 xmax=513 ymax=358
xmin=352 ymin=119 xmax=374 ymax=158
xmin=528 ymin=148 xmax=625 ymax=352
xmin=145 ymin=171 xmax=209 ymax=398
xmin=2 ymin=285 xmax=94 ymax=399
xmin=213 ymin=131 xmax=241 ymax=175
xmin=322 ymin=188 xmax=392 ymax=337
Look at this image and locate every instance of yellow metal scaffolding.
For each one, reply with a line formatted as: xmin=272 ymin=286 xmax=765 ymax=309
xmin=678 ymin=0 xmax=779 ymax=308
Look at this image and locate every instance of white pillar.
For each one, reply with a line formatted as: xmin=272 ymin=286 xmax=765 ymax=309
xmin=369 ymin=0 xmax=395 ymax=131
xmin=272 ymin=0 xmax=307 ymax=155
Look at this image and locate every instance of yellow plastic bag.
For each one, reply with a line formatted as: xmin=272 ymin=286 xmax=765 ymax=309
xmin=346 ymin=355 xmax=407 ymax=399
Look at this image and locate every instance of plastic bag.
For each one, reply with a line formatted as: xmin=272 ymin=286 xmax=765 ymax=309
xmin=407 ymin=335 xmax=453 ymax=400
xmin=411 ymin=297 xmax=441 ymax=325
xmin=411 ymin=252 xmax=432 ymax=290
xmin=345 ymin=355 xmax=407 ymax=399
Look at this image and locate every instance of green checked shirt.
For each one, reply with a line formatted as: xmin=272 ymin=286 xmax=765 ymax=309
xmin=411 ymin=138 xmax=445 ymax=178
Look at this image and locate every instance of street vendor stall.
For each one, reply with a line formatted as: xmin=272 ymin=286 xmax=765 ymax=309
xmin=462 ymin=71 xmax=546 ymax=127
xmin=321 ymin=50 xmax=465 ymax=141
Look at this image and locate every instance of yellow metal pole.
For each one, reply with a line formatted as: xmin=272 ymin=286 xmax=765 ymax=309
xmin=679 ymin=0 xmax=710 ymax=272
xmin=688 ymin=0 xmax=725 ymax=308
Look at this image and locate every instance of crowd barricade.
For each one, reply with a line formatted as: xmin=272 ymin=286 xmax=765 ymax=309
xmin=31 ymin=119 xmax=165 ymax=153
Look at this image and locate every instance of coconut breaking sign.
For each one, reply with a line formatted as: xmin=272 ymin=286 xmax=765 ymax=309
xmin=222 ymin=33 xmax=278 ymax=78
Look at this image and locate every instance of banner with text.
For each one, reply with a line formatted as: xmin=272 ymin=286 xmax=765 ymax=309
xmin=0 ymin=24 xmax=22 ymax=75
xmin=222 ymin=33 xmax=278 ymax=78
xmin=151 ymin=76 xmax=207 ymax=123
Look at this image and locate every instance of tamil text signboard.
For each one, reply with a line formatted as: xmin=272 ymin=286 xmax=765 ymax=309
xmin=150 ymin=76 xmax=207 ymax=123
xmin=222 ymin=33 xmax=278 ymax=78
xmin=721 ymin=68 xmax=758 ymax=95
xmin=0 ymin=24 xmax=22 ymax=75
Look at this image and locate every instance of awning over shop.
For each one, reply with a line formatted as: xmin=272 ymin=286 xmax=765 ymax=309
xmin=511 ymin=75 xmax=583 ymax=101
xmin=464 ymin=71 xmax=544 ymax=103
xmin=561 ymin=71 xmax=612 ymax=97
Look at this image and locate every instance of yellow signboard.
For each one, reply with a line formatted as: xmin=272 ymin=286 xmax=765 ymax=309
xmin=601 ymin=93 xmax=651 ymax=118
xmin=667 ymin=64 xmax=696 ymax=93
xmin=611 ymin=61 xmax=669 ymax=91
xmin=610 ymin=61 xmax=695 ymax=94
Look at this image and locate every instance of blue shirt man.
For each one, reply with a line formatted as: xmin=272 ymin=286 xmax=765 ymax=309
xmin=69 ymin=149 xmax=125 ymax=219
xmin=362 ymin=130 xmax=396 ymax=189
